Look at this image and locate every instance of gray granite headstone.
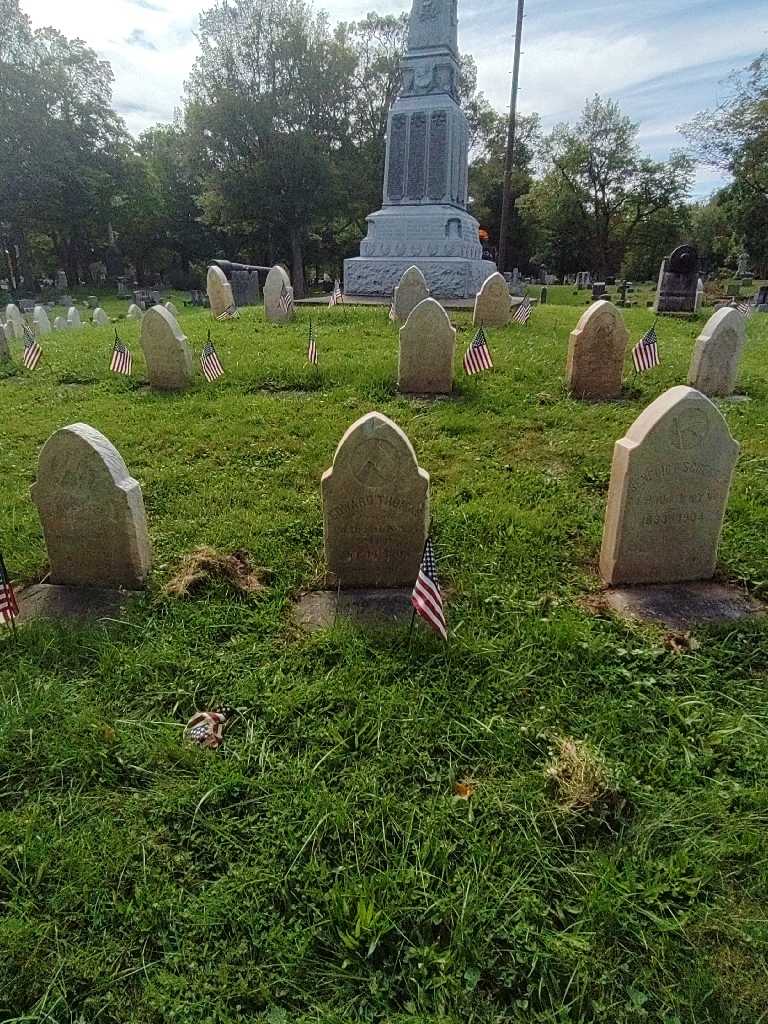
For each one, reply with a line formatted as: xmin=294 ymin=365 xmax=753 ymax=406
xmin=654 ymin=244 xmax=699 ymax=314
xmin=140 ymin=305 xmax=195 ymax=391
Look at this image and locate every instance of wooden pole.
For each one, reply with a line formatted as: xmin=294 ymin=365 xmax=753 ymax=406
xmin=497 ymin=0 xmax=525 ymax=274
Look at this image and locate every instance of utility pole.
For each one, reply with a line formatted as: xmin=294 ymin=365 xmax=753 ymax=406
xmin=497 ymin=0 xmax=525 ymax=274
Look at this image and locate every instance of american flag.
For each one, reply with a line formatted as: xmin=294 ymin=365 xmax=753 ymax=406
xmin=411 ymin=537 xmax=447 ymax=640
xmin=0 ymin=553 xmax=19 ymax=625
xmin=278 ymin=284 xmax=294 ymax=315
xmin=307 ymin=319 xmax=318 ymax=365
xmin=328 ymin=279 xmax=343 ymax=306
xmin=631 ymin=325 xmax=660 ymax=373
xmin=110 ymin=332 xmax=133 ymax=375
xmin=215 ymin=303 xmax=239 ymax=320
xmin=22 ymin=323 xmax=42 ymax=370
xmin=200 ymin=332 xmax=224 ymax=382
xmin=184 ymin=706 xmax=234 ymax=749
xmin=736 ymin=300 xmax=754 ymax=319
xmin=512 ymin=297 xmax=532 ymax=325
xmin=463 ymin=324 xmax=493 ymax=375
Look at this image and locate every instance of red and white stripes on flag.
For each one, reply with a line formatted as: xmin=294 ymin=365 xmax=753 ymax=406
xmin=22 ymin=323 xmax=42 ymax=370
xmin=184 ymin=706 xmax=234 ymax=749
xmin=463 ymin=325 xmax=493 ymax=375
xmin=736 ymin=300 xmax=754 ymax=319
xmin=328 ymin=279 xmax=343 ymax=306
xmin=0 ymin=554 xmax=19 ymax=625
xmin=512 ymin=296 xmax=532 ymax=324
xmin=631 ymin=325 xmax=660 ymax=373
xmin=278 ymin=284 xmax=294 ymax=315
xmin=307 ymin=320 xmax=318 ymax=365
xmin=215 ymin=304 xmax=239 ymax=320
xmin=201 ymin=334 xmax=224 ymax=382
xmin=110 ymin=334 xmax=133 ymax=375
xmin=411 ymin=537 xmax=447 ymax=640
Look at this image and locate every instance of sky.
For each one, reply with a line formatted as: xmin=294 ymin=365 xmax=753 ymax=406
xmin=22 ymin=0 xmax=767 ymax=198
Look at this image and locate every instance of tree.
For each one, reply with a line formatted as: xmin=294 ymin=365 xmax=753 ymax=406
xmin=545 ymin=96 xmax=693 ymax=277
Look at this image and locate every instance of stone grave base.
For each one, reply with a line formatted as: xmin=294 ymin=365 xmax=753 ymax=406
xmin=598 ymin=582 xmax=764 ymax=630
xmin=294 ymin=588 xmax=413 ymax=632
xmin=17 ymin=584 xmax=139 ymax=624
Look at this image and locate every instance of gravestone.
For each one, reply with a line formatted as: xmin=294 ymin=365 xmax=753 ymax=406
xmin=206 ymin=265 xmax=236 ymax=319
xmin=93 ymin=307 xmax=110 ymax=326
xmin=263 ymin=265 xmax=294 ymax=323
xmin=139 ymin=305 xmax=195 ymax=391
xmin=654 ymin=244 xmax=699 ymax=314
xmin=599 ymin=385 xmax=739 ymax=585
xmin=695 ymin=277 xmax=704 ymax=312
xmin=321 ymin=411 xmax=429 ymax=587
xmin=5 ymin=304 xmax=21 ymax=325
xmin=8 ymin=319 xmax=24 ymax=341
xmin=33 ymin=305 xmax=51 ymax=334
xmin=592 ymin=282 xmax=607 ymax=300
xmin=246 ymin=271 xmax=261 ymax=305
xmin=53 ymin=316 xmax=65 ymax=331
xmin=565 ymin=300 xmax=628 ymax=400
xmin=55 ymin=270 xmax=67 ymax=290
xmin=87 ymin=295 xmax=98 ymax=309
xmin=540 ymin=286 xmax=548 ymax=305
xmin=31 ymin=423 xmax=152 ymax=589
xmin=687 ymin=307 xmax=746 ymax=398
xmin=756 ymin=285 xmax=768 ymax=313
xmin=473 ymin=272 xmax=511 ymax=327
xmin=67 ymin=307 xmax=81 ymax=328
xmin=393 ymin=266 xmax=430 ymax=322
xmin=164 ymin=301 xmax=178 ymax=317
xmin=230 ymin=270 xmax=250 ymax=307
xmin=398 ymin=297 xmax=455 ymax=394
xmin=126 ymin=303 xmax=143 ymax=321
xmin=0 ymin=324 xmax=10 ymax=360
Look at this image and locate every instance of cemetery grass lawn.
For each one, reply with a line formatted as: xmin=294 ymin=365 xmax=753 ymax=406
xmin=2 ymin=301 xmax=768 ymax=1024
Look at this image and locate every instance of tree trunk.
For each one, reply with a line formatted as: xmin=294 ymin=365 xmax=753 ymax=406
xmin=290 ymin=229 xmax=305 ymax=299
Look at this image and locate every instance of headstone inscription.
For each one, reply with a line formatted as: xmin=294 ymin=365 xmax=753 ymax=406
xmin=321 ymin=412 xmax=429 ymax=588
xmin=599 ymin=386 xmax=739 ymax=586
xmin=206 ymin=265 xmax=237 ymax=319
xmin=31 ymin=422 xmax=152 ymax=589
xmin=473 ymin=271 xmax=511 ymax=327
xmin=565 ymin=300 xmax=629 ymax=400
xmin=393 ymin=265 xmax=430 ymax=322
xmin=139 ymin=306 xmax=195 ymax=391
xmin=398 ymin=297 xmax=455 ymax=394
xmin=687 ymin=306 xmax=746 ymax=398
xmin=654 ymin=244 xmax=699 ymax=314
xmin=263 ymin=265 xmax=294 ymax=323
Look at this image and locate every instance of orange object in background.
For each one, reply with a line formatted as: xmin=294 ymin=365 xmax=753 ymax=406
xmin=478 ymin=228 xmax=489 ymax=241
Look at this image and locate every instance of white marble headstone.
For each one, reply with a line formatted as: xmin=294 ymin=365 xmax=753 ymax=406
xmin=140 ymin=305 xmax=195 ymax=391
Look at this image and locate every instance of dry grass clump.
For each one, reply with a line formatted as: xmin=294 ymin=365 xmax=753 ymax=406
xmin=545 ymin=735 xmax=624 ymax=816
xmin=164 ymin=546 xmax=269 ymax=599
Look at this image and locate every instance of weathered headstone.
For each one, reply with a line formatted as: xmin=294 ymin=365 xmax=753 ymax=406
xmin=93 ymin=307 xmax=110 ymax=326
xmin=67 ymin=307 xmax=81 ymax=328
xmin=398 ymin=297 xmax=455 ymax=394
xmin=53 ymin=316 xmax=66 ymax=331
xmin=695 ymin=277 xmax=704 ymax=312
xmin=393 ymin=266 xmax=429 ymax=323
xmin=33 ymin=305 xmax=51 ymax=334
xmin=139 ymin=305 xmax=195 ymax=391
xmin=230 ymin=270 xmax=250 ymax=307
xmin=654 ymin=244 xmax=699 ymax=314
xmin=31 ymin=423 xmax=152 ymax=589
xmin=321 ymin=411 xmax=429 ymax=587
xmin=246 ymin=271 xmax=261 ymax=305
xmin=756 ymin=285 xmax=768 ymax=313
xmin=263 ymin=265 xmax=294 ymax=323
xmin=206 ymin=265 xmax=236 ymax=319
xmin=540 ymin=286 xmax=548 ymax=305
xmin=0 ymin=323 xmax=10 ymax=360
xmin=592 ymin=282 xmax=607 ymax=300
xmin=687 ymin=306 xmax=746 ymax=398
xmin=473 ymin=272 xmax=510 ymax=327
xmin=164 ymin=301 xmax=178 ymax=317
xmin=565 ymin=300 xmax=628 ymax=399
xmin=126 ymin=304 xmax=143 ymax=321
xmin=5 ymin=304 xmax=21 ymax=325
xmin=599 ymin=385 xmax=739 ymax=585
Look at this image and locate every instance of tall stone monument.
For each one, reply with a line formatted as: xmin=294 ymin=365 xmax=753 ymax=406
xmin=343 ymin=0 xmax=495 ymax=299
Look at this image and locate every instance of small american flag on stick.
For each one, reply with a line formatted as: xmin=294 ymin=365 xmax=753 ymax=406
xmin=512 ymin=297 xmax=532 ymax=325
xmin=215 ymin=303 xmax=239 ymax=320
xmin=411 ymin=537 xmax=447 ymax=640
xmin=110 ymin=331 xmax=133 ymax=375
xmin=22 ymin=323 xmax=42 ymax=370
xmin=200 ymin=331 xmax=224 ymax=382
xmin=278 ymin=284 xmax=294 ymax=315
xmin=307 ymin=319 xmax=318 ymax=365
xmin=631 ymin=325 xmax=660 ymax=373
xmin=184 ymin=706 xmax=234 ymax=749
xmin=0 ymin=552 xmax=19 ymax=626
xmin=463 ymin=324 xmax=493 ymax=375
xmin=736 ymin=300 xmax=754 ymax=319
xmin=328 ymin=279 xmax=343 ymax=306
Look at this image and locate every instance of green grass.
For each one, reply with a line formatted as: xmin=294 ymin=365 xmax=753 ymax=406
xmin=1 ymin=299 xmax=768 ymax=1023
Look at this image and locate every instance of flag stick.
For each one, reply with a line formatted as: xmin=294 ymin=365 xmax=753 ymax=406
xmin=0 ymin=551 xmax=18 ymax=638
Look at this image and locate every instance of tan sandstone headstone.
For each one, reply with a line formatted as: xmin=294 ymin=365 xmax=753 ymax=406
xmin=206 ymin=265 xmax=236 ymax=319
xmin=140 ymin=305 xmax=195 ymax=391
xmin=393 ymin=266 xmax=429 ymax=323
xmin=473 ymin=272 xmax=510 ymax=327
xmin=687 ymin=306 xmax=746 ymax=398
xmin=31 ymin=423 xmax=152 ymax=588
xmin=398 ymin=298 xmax=455 ymax=394
xmin=321 ymin=412 xmax=429 ymax=587
xmin=264 ymin=265 xmax=294 ymax=323
xmin=599 ymin=385 xmax=739 ymax=586
xmin=566 ymin=300 xmax=629 ymax=399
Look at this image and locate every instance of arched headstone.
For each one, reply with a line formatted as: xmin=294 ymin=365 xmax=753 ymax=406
xmin=565 ymin=300 xmax=628 ymax=400
xmin=31 ymin=423 xmax=152 ymax=589
xmin=206 ymin=265 xmax=236 ymax=319
xmin=321 ymin=412 xmax=429 ymax=587
xmin=5 ymin=304 xmax=22 ymax=325
xmin=126 ymin=304 xmax=143 ymax=321
xmin=165 ymin=301 xmax=178 ymax=317
xmin=398 ymin=298 xmax=455 ymax=394
xmin=473 ymin=272 xmax=510 ymax=327
xmin=140 ymin=305 xmax=195 ymax=391
xmin=0 ymin=324 xmax=10 ymax=360
xmin=599 ymin=386 xmax=739 ymax=585
xmin=33 ymin=305 xmax=51 ymax=334
xmin=93 ymin=307 xmax=110 ymax=326
xmin=687 ymin=307 xmax=746 ymax=398
xmin=393 ymin=266 xmax=429 ymax=322
xmin=53 ymin=316 xmax=66 ymax=331
xmin=263 ymin=265 xmax=294 ymax=323
xmin=67 ymin=307 xmax=81 ymax=328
